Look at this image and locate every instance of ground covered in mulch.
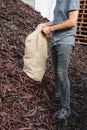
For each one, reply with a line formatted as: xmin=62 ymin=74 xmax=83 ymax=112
xmin=0 ymin=0 xmax=87 ymax=130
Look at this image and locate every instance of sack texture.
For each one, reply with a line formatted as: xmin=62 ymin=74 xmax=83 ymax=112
xmin=23 ymin=28 xmax=48 ymax=81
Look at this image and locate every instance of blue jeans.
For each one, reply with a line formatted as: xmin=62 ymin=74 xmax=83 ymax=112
xmin=51 ymin=44 xmax=73 ymax=109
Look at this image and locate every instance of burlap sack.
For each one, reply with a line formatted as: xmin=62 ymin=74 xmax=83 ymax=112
xmin=23 ymin=28 xmax=48 ymax=81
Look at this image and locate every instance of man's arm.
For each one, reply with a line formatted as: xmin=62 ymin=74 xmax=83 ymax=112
xmin=50 ymin=10 xmax=79 ymax=31
xmin=42 ymin=10 xmax=79 ymax=35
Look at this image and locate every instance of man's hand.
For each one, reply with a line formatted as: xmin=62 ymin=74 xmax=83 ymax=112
xmin=42 ymin=26 xmax=51 ymax=36
xmin=36 ymin=23 xmax=46 ymax=30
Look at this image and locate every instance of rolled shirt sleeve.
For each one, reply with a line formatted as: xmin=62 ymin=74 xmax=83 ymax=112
xmin=68 ymin=0 xmax=80 ymax=12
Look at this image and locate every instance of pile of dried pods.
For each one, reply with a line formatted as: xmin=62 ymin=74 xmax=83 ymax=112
xmin=0 ymin=0 xmax=87 ymax=130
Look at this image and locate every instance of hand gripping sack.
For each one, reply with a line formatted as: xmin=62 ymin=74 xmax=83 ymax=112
xmin=23 ymin=28 xmax=48 ymax=81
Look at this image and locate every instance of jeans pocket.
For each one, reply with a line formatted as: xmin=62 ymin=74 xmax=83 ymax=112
xmin=56 ymin=44 xmax=73 ymax=55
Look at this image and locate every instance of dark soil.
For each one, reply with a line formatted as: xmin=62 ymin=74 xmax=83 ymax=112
xmin=0 ymin=0 xmax=87 ymax=130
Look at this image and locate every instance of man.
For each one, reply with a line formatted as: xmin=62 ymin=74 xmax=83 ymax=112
xmin=37 ymin=0 xmax=80 ymax=120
